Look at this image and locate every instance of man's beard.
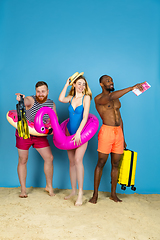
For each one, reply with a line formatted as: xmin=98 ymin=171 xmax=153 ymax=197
xmin=36 ymin=95 xmax=48 ymax=104
xmin=104 ymin=86 xmax=115 ymax=92
xmin=109 ymin=88 xmax=115 ymax=92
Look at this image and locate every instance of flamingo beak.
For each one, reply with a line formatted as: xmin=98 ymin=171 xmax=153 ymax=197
xmin=48 ymin=128 xmax=53 ymax=135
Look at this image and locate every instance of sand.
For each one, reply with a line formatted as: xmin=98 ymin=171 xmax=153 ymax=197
xmin=0 ymin=187 xmax=159 ymax=240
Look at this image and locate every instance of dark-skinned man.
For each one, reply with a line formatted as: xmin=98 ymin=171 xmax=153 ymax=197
xmin=89 ymin=75 xmax=144 ymax=203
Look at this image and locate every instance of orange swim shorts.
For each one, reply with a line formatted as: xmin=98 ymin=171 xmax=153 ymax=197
xmin=97 ymin=125 xmax=124 ymax=154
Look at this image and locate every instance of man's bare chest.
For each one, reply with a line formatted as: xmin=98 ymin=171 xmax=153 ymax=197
xmin=103 ymin=99 xmax=121 ymax=110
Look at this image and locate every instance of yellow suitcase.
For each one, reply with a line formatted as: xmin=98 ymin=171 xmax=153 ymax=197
xmin=118 ymin=149 xmax=137 ymax=191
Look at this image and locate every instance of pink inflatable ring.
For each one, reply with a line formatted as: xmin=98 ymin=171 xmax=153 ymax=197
xmin=34 ymin=106 xmax=99 ymax=150
xmin=6 ymin=110 xmax=51 ymax=136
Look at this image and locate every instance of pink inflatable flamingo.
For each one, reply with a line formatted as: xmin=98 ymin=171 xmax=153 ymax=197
xmin=34 ymin=106 xmax=99 ymax=150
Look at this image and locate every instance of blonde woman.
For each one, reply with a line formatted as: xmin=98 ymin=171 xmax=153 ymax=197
xmin=59 ymin=72 xmax=92 ymax=206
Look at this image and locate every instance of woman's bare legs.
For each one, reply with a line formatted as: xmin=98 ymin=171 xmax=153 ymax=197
xmin=74 ymin=142 xmax=88 ymax=206
xmin=66 ymin=142 xmax=88 ymax=205
xmin=64 ymin=127 xmax=77 ymax=199
xmin=65 ymin=148 xmax=77 ymax=199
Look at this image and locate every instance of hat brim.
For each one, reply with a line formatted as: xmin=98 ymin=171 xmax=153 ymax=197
xmin=69 ymin=72 xmax=84 ymax=85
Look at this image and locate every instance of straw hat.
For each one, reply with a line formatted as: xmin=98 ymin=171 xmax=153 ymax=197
xmin=69 ymin=72 xmax=84 ymax=85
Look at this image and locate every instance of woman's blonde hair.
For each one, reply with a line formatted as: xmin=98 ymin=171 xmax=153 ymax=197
xmin=68 ymin=76 xmax=92 ymax=99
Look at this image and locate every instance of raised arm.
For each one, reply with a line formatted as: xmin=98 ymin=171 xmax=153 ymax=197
xmin=96 ymin=83 xmax=144 ymax=105
xmin=71 ymin=95 xmax=91 ymax=145
xmin=59 ymin=78 xmax=72 ymax=103
xmin=15 ymin=93 xmax=33 ymax=109
xmin=109 ymin=82 xmax=144 ymax=100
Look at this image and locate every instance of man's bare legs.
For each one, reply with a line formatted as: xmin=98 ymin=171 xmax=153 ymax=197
xmin=89 ymin=152 xmax=109 ymax=204
xmin=36 ymin=147 xmax=54 ymax=196
xmin=110 ymin=153 xmax=122 ymax=202
xmin=89 ymin=152 xmax=122 ymax=203
xmin=65 ymin=142 xmax=88 ymax=206
xmin=17 ymin=147 xmax=54 ymax=197
xmin=17 ymin=149 xmax=29 ymax=198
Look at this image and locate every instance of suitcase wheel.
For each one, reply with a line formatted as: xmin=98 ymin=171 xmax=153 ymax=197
xmin=131 ymin=186 xmax=136 ymax=191
xmin=121 ymin=185 xmax=126 ymax=190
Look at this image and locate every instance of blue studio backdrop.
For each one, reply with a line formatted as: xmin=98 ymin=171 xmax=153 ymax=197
xmin=0 ymin=0 xmax=160 ymax=194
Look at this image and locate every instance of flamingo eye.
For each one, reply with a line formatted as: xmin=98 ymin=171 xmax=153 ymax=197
xmin=41 ymin=127 xmax=45 ymax=131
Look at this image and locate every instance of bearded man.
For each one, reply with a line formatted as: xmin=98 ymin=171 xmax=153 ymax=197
xmin=15 ymin=81 xmax=57 ymax=198
xmin=89 ymin=75 xmax=143 ymax=203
